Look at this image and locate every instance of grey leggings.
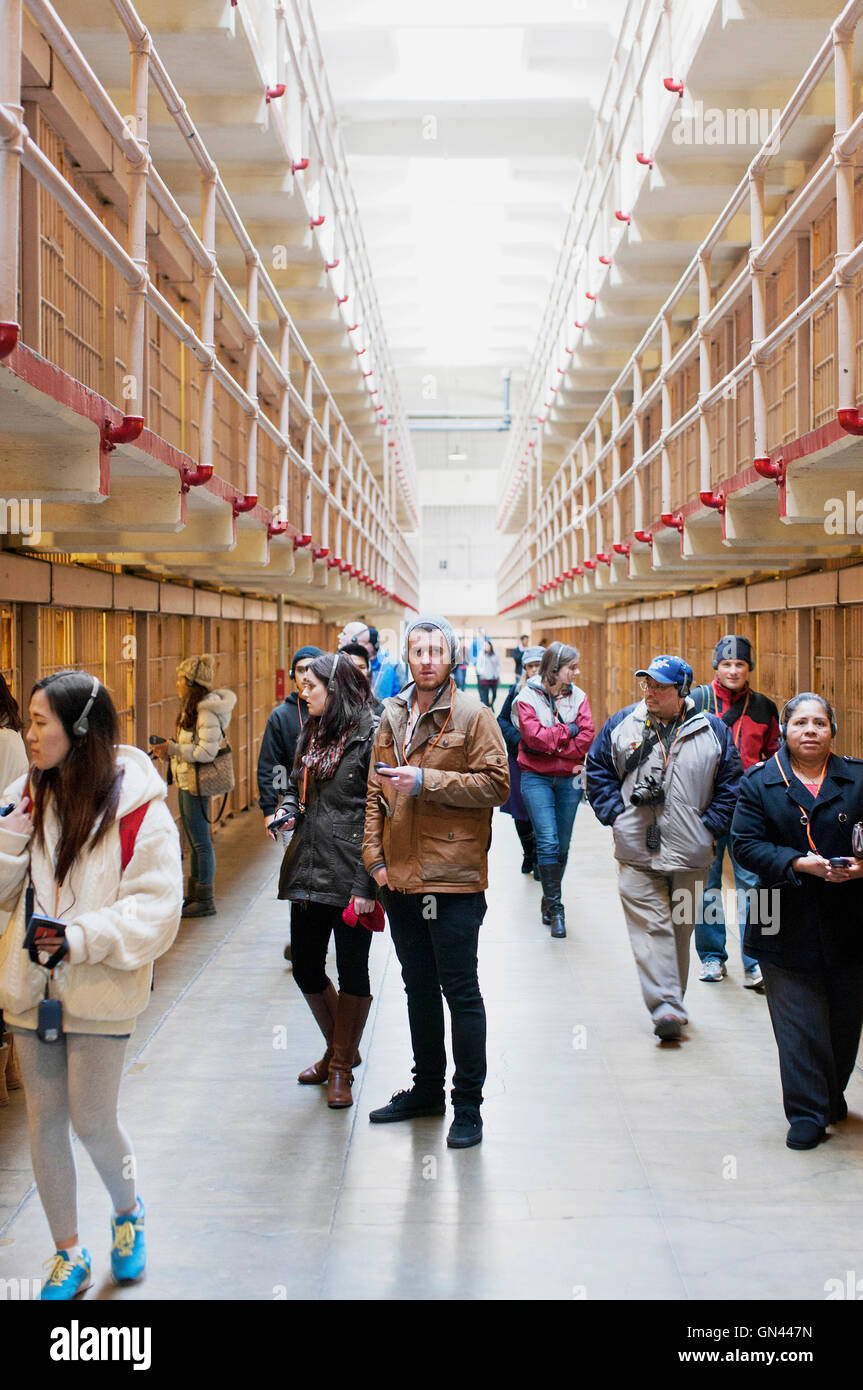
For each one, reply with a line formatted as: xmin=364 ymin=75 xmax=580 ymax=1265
xmin=13 ymin=1030 xmax=136 ymax=1245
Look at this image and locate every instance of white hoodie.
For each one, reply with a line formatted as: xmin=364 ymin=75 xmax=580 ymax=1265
xmin=0 ymin=746 xmax=182 ymax=1035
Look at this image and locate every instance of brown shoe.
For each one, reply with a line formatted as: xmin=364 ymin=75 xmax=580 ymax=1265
xmin=298 ymin=983 xmax=363 ymax=1084
xmin=298 ymin=982 xmax=338 ymax=1084
xmin=327 ymin=994 xmax=372 ymax=1108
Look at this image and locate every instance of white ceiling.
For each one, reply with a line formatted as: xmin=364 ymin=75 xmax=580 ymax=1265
xmin=312 ymin=0 xmax=628 ymax=418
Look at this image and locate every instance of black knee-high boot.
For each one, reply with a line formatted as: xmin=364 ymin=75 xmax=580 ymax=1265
xmin=514 ymin=818 xmax=537 ymax=875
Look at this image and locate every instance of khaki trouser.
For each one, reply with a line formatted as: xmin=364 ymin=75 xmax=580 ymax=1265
xmin=617 ymin=864 xmax=703 ymax=1022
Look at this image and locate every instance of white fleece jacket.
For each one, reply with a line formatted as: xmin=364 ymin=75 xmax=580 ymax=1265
xmin=168 ymin=687 xmax=237 ymax=793
xmin=0 ymin=746 xmax=182 ymax=1035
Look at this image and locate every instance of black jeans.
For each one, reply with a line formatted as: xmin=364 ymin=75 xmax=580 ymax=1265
xmin=383 ymin=888 xmax=487 ymax=1110
xmin=290 ymin=900 xmax=372 ymax=997
xmin=761 ymin=957 xmax=863 ymax=1126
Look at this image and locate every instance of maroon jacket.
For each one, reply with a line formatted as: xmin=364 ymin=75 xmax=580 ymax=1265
xmin=516 ymin=681 xmax=596 ymax=778
xmin=691 ymin=678 xmax=779 ymax=771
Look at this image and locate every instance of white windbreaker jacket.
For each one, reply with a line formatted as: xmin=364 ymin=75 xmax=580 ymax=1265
xmin=168 ymin=687 xmax=237 ymax=793
xmin=0 ymin=746 xmax=182 ymax=1034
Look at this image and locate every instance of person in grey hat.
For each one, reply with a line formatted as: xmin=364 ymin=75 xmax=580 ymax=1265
xmin=363 ymin=614 xmax=509 ymax=1148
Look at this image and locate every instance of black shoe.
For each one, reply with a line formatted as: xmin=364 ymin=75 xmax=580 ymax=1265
xmin=521 ymin=853 xmax=534 ymax=875
xmin=786 ymin=1119 xmax=826 ymax=1150
xmin=447 ymin=1108 xmax=483 ymax=1148
xmin=369 ymin=1088 xmax=446 ymax=1123
xmin=283 ymin=942 xmax=292 ymax=962
xmin=830 ymin=1097 xmax=848 ymax=1124
xmin=653 ymin=1014 xmax=684 ymax=1042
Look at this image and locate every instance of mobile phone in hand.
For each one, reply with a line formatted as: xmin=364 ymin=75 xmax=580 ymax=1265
xmin=374 ymin=762 xmax=393 ymax=773
xmin=829 ymin=857 xmax=852 ymax=868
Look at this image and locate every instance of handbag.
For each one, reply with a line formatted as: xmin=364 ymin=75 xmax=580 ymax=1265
xmin=196 ymin=738 xmax=235 ymax=824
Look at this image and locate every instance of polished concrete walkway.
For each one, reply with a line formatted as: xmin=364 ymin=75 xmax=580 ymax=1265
xmin=2 ymin=793 xmax=863 ymax=1301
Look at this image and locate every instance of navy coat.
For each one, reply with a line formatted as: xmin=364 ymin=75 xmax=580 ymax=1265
xmin=731 ymin=747 xmax=863 ymax=970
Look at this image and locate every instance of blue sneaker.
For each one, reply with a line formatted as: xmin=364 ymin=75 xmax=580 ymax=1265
xmin=41 ymin=1248 xmax=92 ymax=1300
xmin=110 ymin=1197 xmax=146 ymax=1283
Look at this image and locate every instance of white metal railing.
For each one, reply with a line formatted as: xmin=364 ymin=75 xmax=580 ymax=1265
xmin=0 ymin=0 xmax=418 ymax=605
xmin=498 ymin=0 xmax=863 ymax=612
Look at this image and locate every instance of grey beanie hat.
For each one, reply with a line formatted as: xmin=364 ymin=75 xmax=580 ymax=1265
xmin=523 ymin=646 xmax=545 ymax=665
xmin=402 ymin=613 xmax=458 ymax=666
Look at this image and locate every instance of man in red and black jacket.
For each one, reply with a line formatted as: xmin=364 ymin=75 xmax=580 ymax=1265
xmin=691 ymin=635 xmax=780 ymax=989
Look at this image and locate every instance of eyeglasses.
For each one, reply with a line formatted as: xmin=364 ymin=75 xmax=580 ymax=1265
xmin=639 ymin=678 xmax=668 ymax=692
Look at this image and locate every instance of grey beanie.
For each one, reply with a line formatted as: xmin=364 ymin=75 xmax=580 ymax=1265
xmin=402 ymin=613 xmax=458 ymax=666
xmin=523 ymin=646 xmax=545 ymax=665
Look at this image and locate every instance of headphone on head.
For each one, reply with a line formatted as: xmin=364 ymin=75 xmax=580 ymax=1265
xmin=676 ymin=665 xmax=693 ymax=699
xmin=779 ymin=698 xmax=837 ymax=741
xmin=72 ymin=675 xmax=100 ymax=739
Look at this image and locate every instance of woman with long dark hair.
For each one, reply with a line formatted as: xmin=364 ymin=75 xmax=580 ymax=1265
xmin=277 ymin=651 xmax=379 ymax=1108
xmin=152 ymin=654 xmax=236 ymax=918
xmin=731 ymin=692 xmax=863 ymax=1150
xmin=515 ymin=642 xmax=595 ymax=938
xmin=0 ymin=672 xmax=27 ymax=791
xmin=0 ymin=669 xmax=181 ymax=1298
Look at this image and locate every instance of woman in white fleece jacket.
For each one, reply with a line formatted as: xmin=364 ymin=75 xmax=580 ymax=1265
xmin=151 ymin=653 xmax=236 ymax=919
xmin=0 ymin=670 xmax=181 ymax=1300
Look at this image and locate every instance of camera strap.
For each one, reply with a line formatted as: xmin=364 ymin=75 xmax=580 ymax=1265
xmin=773 ymin=751 xmax=828 ymax=855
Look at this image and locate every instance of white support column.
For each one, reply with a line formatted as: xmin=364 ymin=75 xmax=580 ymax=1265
xmin=199 ymin=175 xmax=217 ymax=477
xmin=0 ymin=0 xmax=23 ymax=343
xmin=632 ymin=358 xmax=644 ymax=532
xmin=698 ymin=252 xmax=713 ymax=493
xmin=749 ymin=171 xmax=768 ymax=457
xmin=277 ymin=316 xmax=291 ymax=524
xmin=834 ymin=24 xmax=857 ymax=412
xmin=127 ymin=30 xmax=150 ymax=415
xmin=660 ymin=309 xmax=673 ymax=512
xmin=244 ymin=257 xmax=259 ymax=502
xmin=303 ymin=362 xmax=314 ymax=536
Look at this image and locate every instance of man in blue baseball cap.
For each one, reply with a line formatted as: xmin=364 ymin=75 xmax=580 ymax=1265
xmin=585 ymin=654 xmax=742 ymax=1042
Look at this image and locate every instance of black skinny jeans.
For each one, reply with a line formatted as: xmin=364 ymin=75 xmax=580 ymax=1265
xmin=383 ymin=888 xmax=487 ymax=1110
xmin=290 ymin=900 xmax=372 ymax=997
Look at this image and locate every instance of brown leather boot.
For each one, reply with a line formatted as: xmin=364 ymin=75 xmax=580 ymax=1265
xmin=298 ymin=983 xmax=364 ymax=1084
xmin=298 ymin=982 xmax=338 ymax=1084
xmin=327 ymin=994 xmax=372 ymax=1108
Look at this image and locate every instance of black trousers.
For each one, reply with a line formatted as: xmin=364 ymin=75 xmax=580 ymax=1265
xmin=383 ymin=888 xmax=487 ymax=1110
xmin=290 ymin=900 xmax=372 ymax=997
xmin=761 ymin=957 xmax=863 ymax=1126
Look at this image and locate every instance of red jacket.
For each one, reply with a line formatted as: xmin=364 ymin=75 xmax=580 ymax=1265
xmin=692 ymin=678 xmax=779 ymax=771
xmin=516 ymin=689 xmax=596 ymax=778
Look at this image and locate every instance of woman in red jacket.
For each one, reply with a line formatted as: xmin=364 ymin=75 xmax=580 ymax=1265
xmin=514 ymin=643 xmax=595 ymax=938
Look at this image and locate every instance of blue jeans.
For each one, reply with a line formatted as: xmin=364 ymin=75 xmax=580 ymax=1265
xmin=695 ymin=834 xmax=758 ymax=969
xmin=519 ymin=770 xmax=582 ymax=867
xmin=178 ymin=788 xmax=215 ymax=887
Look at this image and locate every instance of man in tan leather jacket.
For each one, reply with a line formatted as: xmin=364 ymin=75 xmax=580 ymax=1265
xmin=363 ymin=614 xmax=509 ymax=1148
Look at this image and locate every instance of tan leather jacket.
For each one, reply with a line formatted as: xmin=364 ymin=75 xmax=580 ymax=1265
xmin=363 ymin=682 xmax=510 ymax=894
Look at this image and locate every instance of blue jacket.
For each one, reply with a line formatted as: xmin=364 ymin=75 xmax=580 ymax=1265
xmin=585 ymin=699 xmax=742 ymax=872
xmin=497 ymin=684 xmax=521 ymax=757
xmin=370 ymin=654 xmax=402 ymax=700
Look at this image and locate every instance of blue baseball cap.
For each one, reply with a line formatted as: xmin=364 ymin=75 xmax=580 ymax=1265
xmin=635 ymin=655 xmax=693 ymax=691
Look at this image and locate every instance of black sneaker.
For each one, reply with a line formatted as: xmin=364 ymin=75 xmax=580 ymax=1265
xmin=786 ymin=1119 xmax=826 ymax=1150
xmin=369 ymin=1088 xmax=446 ymax=1124
xmin=446 ymin=1108 xmax=483 ymax=1148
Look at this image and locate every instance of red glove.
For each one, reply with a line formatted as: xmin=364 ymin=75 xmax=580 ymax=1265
xmin=342 ymin=901 xmax=385 ymax=933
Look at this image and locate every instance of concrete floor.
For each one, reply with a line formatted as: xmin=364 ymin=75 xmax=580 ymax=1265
xmin=2 ymin=793 xmax=863 ymax=1302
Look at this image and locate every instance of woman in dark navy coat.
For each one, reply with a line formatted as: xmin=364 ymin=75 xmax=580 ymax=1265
xmin=731 ymin=693 xmax=863 ymax=1150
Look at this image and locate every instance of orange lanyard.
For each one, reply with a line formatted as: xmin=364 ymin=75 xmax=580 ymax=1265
xmin=651 ymin=715 xmax=685 ymax=770
xmin=402 ymin=680 xmax=455 ymax=767
xmin=773 ymin=752 xmax=829 ymax=854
